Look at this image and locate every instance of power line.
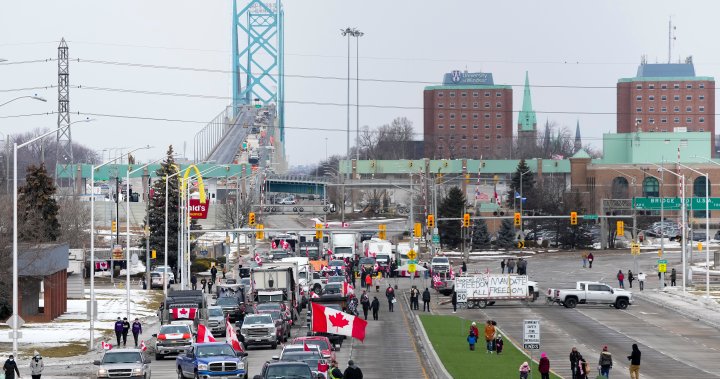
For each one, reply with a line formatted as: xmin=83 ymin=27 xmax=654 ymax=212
xmin=0 ymin=112 xmax=54 ymax=119
xmin=0 ymin=59 xmax=55 ymax=66
xmin=0 ymin=85 xmax=53 ymax=93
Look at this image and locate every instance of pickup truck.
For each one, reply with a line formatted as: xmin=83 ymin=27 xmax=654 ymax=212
xmin=239 ymin=313 xmax=278 ymax=349
xmin=176 ymin=342 xmax=248 ymax=379
xmin=93 ymin=348 xmax=151 ymax=379
xmin=547 ymin=281 xmax=633 ymax=309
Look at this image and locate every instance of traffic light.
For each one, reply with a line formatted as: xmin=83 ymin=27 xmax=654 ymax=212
xmin=111 ymin=220 xmax=117 ymax=233
xmin=616 ymin=221 xmax=624 ymax=236
xmin=414 ymin=222 xmax=422 ymax=238
xmin=570 ymin=211 xmax=578 ymax=225
xmin=514 ymin=212 xmax=521 ymax=227
xmin=463 ymin=213 xmax=471 ymax=227
xmin=256 ymin=224 xmax=264 ymax=240
xmin=315 ymin=223 xmax=323 ymax=240
xmin=427 ymin=214 xmax=435 ymax=228
xmin=248 ymin=212 xmax=256 ymax=226
xmin=379 ymin=224 xmax=387 ymax=240
xmin=151 ymin=249 xmax=156 ymax=259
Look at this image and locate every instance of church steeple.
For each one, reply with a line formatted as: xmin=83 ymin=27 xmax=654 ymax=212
xmin=518 ymin=71 xmax=537 ymax=133
xmin=574 ymin=119 xmax=582 ymax=152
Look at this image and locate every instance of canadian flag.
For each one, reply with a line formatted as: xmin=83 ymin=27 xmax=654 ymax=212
xmin=303 ymin=342 xmax=311 ymax=351
xmin=318 ymin=360 xmax=329 ymax=373
xmin=196 ymin=323 xmax=217 ymax=343
xmin=254 ymin=254 xmax=263 ymax=266
xmin=101 ymin=341 xmax=113 ymax=350
xmin=281 ymin=240 xmax=289 ymax=250
xmin=342 ymin=222 xmax=349 ymax=228
xmin=271 ymin=241 xmax=277 ymax=249
xmin=171 ymin=307 xmax=198 ymax=320
xmin=311 ymin=302 xmax=367 ymax=342
xmin=226 ymin=319 xmax=244 ymax=352
xmin=139 ymin=340 xmax=147 ymax=351
xmin=342 ymin=281 xmax=354 ymax=296
xmin=311 ymin=292 xmax=320 ymax=299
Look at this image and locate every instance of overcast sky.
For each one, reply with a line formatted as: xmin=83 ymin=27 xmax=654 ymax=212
xmin=1 ymin=1 xmax=717 ymax=166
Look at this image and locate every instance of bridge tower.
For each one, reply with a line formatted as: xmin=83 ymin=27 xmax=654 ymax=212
xmin=232 ymin=0 xmax=285 ymax=143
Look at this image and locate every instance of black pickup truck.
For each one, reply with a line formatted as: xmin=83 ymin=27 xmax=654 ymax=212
xmin=306 ymin=294 xmax=347 ymax=348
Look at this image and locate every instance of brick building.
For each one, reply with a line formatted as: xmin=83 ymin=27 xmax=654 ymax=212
xmin=617 ymin=59 xmax=715 ymax=155
xmin=424 ymin=70 xmax=513 ymax=159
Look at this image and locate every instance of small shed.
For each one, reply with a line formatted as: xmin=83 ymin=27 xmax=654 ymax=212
xmin=18 ymin=243 xmax=69 ymax=322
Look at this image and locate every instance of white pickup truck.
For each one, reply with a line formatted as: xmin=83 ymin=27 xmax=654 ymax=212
xmin=547 ymin=281 xmax=633 ymax=309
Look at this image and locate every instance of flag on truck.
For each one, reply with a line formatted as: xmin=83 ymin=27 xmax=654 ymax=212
xmin=196 ymin=324 xmax=217 ymax=343
xmin=226 ymin=319 xmax=244 ymax=352
xmin=139 ymin=340 xmax=147 ymax=351
xmin=171 ymin=307 xmax=197 ymax=320
xmin=311 ymin=302 xmax=367 ymax=342
xmin=101 ymin=341 xmax=113 ymax=350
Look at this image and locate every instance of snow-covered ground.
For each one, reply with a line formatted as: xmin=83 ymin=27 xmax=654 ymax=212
xmin=0 ymin=288 xmax=160 ymax=356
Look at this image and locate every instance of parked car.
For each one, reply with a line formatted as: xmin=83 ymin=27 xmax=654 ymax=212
xmin=691 ymin=231 xmax=708 ymax=242
xmin=279 ymin=197 xmax=296 ymax=205
xmin=94 ymin=348 xmax=151 ymax=379
xmin=150 ymin=272 xmax=170 ymax=289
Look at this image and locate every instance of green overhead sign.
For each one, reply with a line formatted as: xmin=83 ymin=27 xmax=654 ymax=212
xmin=633 ymin=197 xmax=720 ymax=210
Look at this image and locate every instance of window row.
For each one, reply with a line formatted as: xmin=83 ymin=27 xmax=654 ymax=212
xmin=437 ymin=124 xmax=505 ymax=129
xmin=636 ymin=95 xmax=705 ymax=101
xmin=635 ymin=83 xmax=706 ymax=90
xmin=437 ymin=102 xmax=506 ymax=109
xmin=637 ymin=117 xmax=705 ymax=124
xmin=438 ymin=113 xmax=506 ymax=120
xmin=437 ymin=92 xmax=504 ymax=98
xmin=437 ymin=145 xmax=502 ymax=150
xmin=635 ymin=106 xmax=705 ymax=112
xmin=438 ymin=134 xmax=504 ymax=141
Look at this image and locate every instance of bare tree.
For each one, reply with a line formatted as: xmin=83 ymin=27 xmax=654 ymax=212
xmin=56 ymin=195 xmax=91 ymax=248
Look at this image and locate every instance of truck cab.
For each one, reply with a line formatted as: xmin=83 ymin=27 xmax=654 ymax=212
xmin=176 ymin=342 xmax=248 ymax=379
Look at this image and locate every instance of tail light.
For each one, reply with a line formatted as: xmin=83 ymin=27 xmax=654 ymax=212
xmin=182 ymin=333 xmax=191 ymax=339
xmin=158 ymin=334 xmax=167 ymax=340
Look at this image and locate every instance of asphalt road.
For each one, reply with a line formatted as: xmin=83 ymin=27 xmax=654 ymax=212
xmin=207 ymin=110 xmax=253 ymax=164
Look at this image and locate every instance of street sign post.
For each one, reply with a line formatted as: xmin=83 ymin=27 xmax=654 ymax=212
xmin=432 ymin=235 xmax=440 ymax=244
xmin=631 ymin=243 xmax=641 ymax=256
xmin=658 ymin=259 xmax=668 ymax=273
xmin=407 ymin=249 xmax=417 ymax=261
xmin=633 ymin=197 xmax=720 ymax=210
xmin=523 ymin=319 xmax=540 ymax=350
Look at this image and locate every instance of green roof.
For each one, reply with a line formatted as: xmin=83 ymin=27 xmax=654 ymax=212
xmin=56 ymin=163 xmax=252 ymax=181
xmin=424 ymin=85 xmax=512 ymax=91
xmin=572 ymin=149 xmax=591 ymax=159
xmin=618 ymin=76 xmax=714 ymax=83
xmin=518 ymin=71 xmax=537 ymax=132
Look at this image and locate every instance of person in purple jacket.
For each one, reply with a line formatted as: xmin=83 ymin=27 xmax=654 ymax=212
xmin=114 ymin=317 xmax=124 ymax=346
xmin=131 ymin=318 xmax=143 ymax=347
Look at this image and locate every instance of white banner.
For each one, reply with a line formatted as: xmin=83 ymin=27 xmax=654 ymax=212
xmin=454 ymin=275 xmax=529 ymax=299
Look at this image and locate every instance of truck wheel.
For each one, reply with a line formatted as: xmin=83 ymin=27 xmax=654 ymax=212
xmin=477 ymin=300 xmax=488 ymax=309
xmin=194 ymin=372 xmax=201 ymax=379
xmin=271 ymin=342 xmax=278 ymax=349
xmin=564 ymin=298 xmax=578 ymax=308
xmin=615 ymin=298 xmax=629 ymax=309
xmin=176 ymin=368 xmax=184 ymax=379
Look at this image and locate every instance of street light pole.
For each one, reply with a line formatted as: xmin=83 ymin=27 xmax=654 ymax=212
xmin=678 ymin=161 xmax=711 ymax=298
xmin=656 ymin=163 xmax=686 ymax=293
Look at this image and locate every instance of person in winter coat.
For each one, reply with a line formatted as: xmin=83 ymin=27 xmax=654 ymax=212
xmin=210 ymin=265 xmax=218 ymax=283
xmin=467 ymin=332 xmax=477 ymax=351
xmin=598 ymin=345 xmax=613 ymax=378
xmin=638 ymin=272 xmax=646 ymax=291
xmin=343 ymin=360 xmax=363 ymax=379
xmin=517 ymin=258 xmax=528 ymax=275
xmin=370 ymin=297 xmax=380 ymax=320
xmin=385 ymin=284 xmax=395 ymax=312
xmin=364 ymin=273 xmax=372 ymax=290
xmin=469 ymin=322 xmax=479 ymax=338
xmin=581 ymin=252 xmax=588 ymax=268
xmin=114 ymin=317 xmax=124 ymax=346
xmin=670 ymin=268 xmax=677 ymax=286
xmin=30 ymin=350 xmax=43 ymax=379
xmin=519 ymin=361 xmax=530 ymax=379
xmin=422 ymin=288 xmax=431 ymax=312
xmin=587 ymin=253 xmax=594 ymax=268
xmin=3 ymin=355 xmax=20 ymax=379
xmin=410 ymin=286 xmax=420 ymax=310
xmin=121 ymin=317 xmax=131 ymax=346
xmin=579 ymin=358 xmax=589 ymax=379
xmin=131 ymin=318 xmax=142 ymax=347
xmin=201 ymin=278 xmax=207 ymax=293
xmin=328 ymin=360 xmax=343 ymax=379
xmin=191 ymin=275 xmax=197 ymax=290
xmin=451 ymin=290 xmax=458 ymax=313
xmin=360 ymin=291 xmax=370 ymax=320
xmin=500 ymin=259 xmax=506 ymax=274
xmin=627 ymin=270 xmax=634 ymax=288
xmin=538 ymin=352 xmax=550 ymax=379
xmin=627 ymin=343 xmax=641 ymax=379
xmin=507 ymin=258 xmax=515 ymax=273
xmin=462 ymin=261 xmax=467 ymax=274
xmin=617 ymin=270 xmax=625 ymax=288
xmin=569 ymin=347 xmax=582 ymax=379
xmin=494 ymin=334 xmax=503 ymax=354
xmin=484 ymin=320 xmax=496 ymax=353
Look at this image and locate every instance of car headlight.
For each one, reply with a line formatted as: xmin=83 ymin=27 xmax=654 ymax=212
xmin=237 ymin=361 xmax=244 ymax=369
xmin=269 ymin=327 xmax=276 ymax=334
xmin=97 ymin=368 xmax=109 ymax=378
xmin=131 ymin=368 xmax=143 ymax=376
xmin=241 ymin=328 xmax=248 ymax=334
xmin=198 ymin=364 xmax=208 ymax=370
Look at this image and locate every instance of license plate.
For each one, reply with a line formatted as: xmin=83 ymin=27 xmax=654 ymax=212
xmin=254 ymin=338 xmax=262 ymax=341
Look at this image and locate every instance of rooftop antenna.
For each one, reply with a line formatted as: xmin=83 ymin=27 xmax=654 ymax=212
xmin=668 ymin=17 xmax=676 ymax=64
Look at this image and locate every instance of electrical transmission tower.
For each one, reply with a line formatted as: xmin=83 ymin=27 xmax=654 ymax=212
xmin=55 ymin=38 xmax=73 ymax=188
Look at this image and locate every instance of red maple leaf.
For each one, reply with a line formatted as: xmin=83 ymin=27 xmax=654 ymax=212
xmin=328 ymin=312 xmax=349 ymax=329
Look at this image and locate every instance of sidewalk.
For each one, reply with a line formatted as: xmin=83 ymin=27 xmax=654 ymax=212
xmin=633 ymin=286 xmax=720 ymax=329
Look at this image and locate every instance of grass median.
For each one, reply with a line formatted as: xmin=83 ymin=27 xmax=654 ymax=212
xmin=419 ymin=315 xmax=561 ymax=379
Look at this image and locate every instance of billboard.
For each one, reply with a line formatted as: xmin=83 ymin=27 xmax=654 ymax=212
xmin=454 ymin=274 xmax=529 ymax=299
xmin=188 ymin=198 xmax=210 ymax=219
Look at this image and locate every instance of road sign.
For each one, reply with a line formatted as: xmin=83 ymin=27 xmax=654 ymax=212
xmin=456 ymin=289 xmax=467 ymax=303
xmin=432 ymin=235 xmax=440 ymax=244
xmin=630 ymin=243 xmax=641 ymax=256
xmin=633 ymin=197 xmax=720 ymax=210
xmin=408 ymin=263 xmax=416 ymax=273
xmin=199 ymin=250 xmax=208 ymax=257
xmin=658 ymin=259 xmax=668 ymax=273
xmin=6 ymin=314 xmax=24 ymax=329
xmin=523 ymin=319 xmax=540 ymax=350
xmin=407 ymin=249 xmax=417 ymax=261
xmin=583 ymin=214 xmax=598 ymax=220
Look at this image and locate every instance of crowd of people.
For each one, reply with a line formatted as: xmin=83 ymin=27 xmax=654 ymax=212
xmin=3 ymin=351 xmax=44 ymax=379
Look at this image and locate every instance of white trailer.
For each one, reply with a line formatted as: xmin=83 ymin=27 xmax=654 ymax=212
xmin=454 ymin=274 xmax=539 ymax=309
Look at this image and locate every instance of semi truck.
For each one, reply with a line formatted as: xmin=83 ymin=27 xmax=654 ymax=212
xmin=331 ymin=233 xmax=356 ymax=259
xmin=250 ymin=262 xmax=300 ymax=320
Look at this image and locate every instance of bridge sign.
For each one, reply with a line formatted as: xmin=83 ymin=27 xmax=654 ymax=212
xmin=633 ymin=197 xmax=720 ymax=210
xmin=432 ymin=235 xmax=440 ymax=244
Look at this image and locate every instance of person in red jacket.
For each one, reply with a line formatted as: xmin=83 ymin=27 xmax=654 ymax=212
xmin=539 ymin=352 xmax=550 ymax=379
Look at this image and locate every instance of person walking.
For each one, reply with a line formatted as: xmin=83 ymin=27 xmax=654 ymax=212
xmin=451 ymin=290 xmax=458 ymax=313
xmin=469 ymin=322 xmax=479 ymax=339
xmin=121 ymin=317 xmax=130 ymax=346
xmin=581 ymin=252 xmax=588 ymax=268
xmin=617 ymin=270 xmax=625 ymax=289
xmin=538 ymin=352 xmax=550 ymax=379
xmin=208 ymin=279 xmax=214 ymax=294
xmin=360 ymin=267 xmax=366 ymax=289
xmin=360 ymin=291 xmax=370 ymax=320
xmin=385 ymin=284 xmax=395 ymax=312
xmin=200 ymin=278 xmax=207 ymax=293
xmin=484 ymin=320 xmax=496 ymax=354
xmin=627 ymin=343 xmax=641 ymax=379
xmin=423 ymin=262 xmax=429 ymax=279
xmin=422 ymin=288 xmax=431 ymax=312
xmin=670 ymin=268 xmax=677 ymax=286
xmin=598 ymin=345 xmax=613 ymax=378
xmin=627 ymin=270 xmax=634 ymax=289
xmin=210 ymin=265 xmax=218 ymax=283
xmin=410 ymin=286 xmax=419 ymax=310
xmin=462 ymin=261 xmax=467 ymax=274
xmin=114 ymin=317 xmax=124 ymax=346
xmin=328 ymin=360 xmax=343 ymax=379
xmin=343 ymin=360 xmax=363 ymax=379
xmin=569 ymin=347 xmax=582 ymax=379
xmin=494 ymin=334 xmax=503 ymax=354
xmin=507 ymin=258 xmax=515 ymax=274
xmin=221 ymin=265 xmax=227 ymax=279
xmin=517 ymin=258 xmax=528 ymax=275
xmin=364 ymin=273 xmax=372 ymax=290
xmin=500 ymin=259 xmax=506 ymax=274
xmin=191 ymin=275 xmax=197 ymax=290
xmin=467 ymin=332 xmax=477 ymax=351
xmin=131 ymin=318 xmax=142 ymax=347
xmin=587 ymin=252 xmax=594 ymax=269
xmin=370 ymin=296 xmax=380 ymax=320
xmin=638 ymin=272 xmax=646 ymax=291
xmin=3 ymin=355 xmax=20 ymax=379
xmin=519 ymin=361 xmax=530 ymax=379
xmin=30 ymin=351 xmax=43 ymax=379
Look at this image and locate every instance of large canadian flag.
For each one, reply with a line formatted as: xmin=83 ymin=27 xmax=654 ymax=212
xmin=171 ymin=307 xmax=198 ymax=320
xmin=311 ymin=302 xmax=367 ymax=342
xmin=226 ymin=319 xmax=244 ymax=352
xmin=196 ymin=324 xmax=217 ymax=343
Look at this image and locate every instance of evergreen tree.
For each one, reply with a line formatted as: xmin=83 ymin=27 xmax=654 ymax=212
xmin=496 ymin=219 xmax=516 ymax=249
xmin=506 ymin=159 xmax=535 ymax=210
xmin=18 ymin=164 xmax=60 ymax=242
xmin=142 ymin=146 xmax=180 ymax=267
xmin=471 ymin=217 xmax=491 ymax=250
xmin=438 ymin=186 xmax=466 ymax=249
xmin=558 ymin=223 xmax=595 ymax=249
